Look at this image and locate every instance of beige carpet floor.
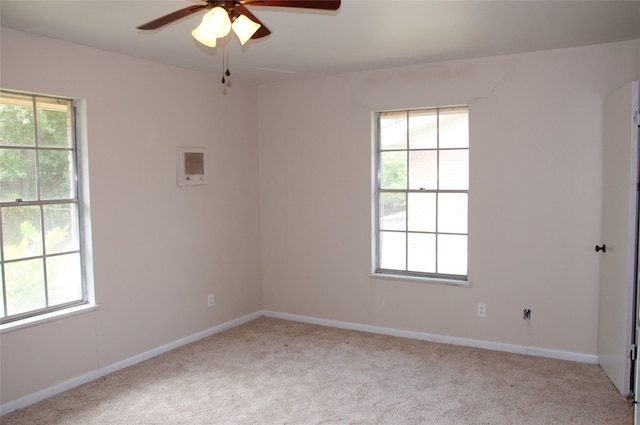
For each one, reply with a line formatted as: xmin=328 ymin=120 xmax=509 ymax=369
xmin=1 ymin=317 xmax=633 ymax=424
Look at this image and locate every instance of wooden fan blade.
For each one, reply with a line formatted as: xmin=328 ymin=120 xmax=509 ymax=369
xmin=246 ymin=0 xmax=340 ymax=10
xmin=235 ymin=4 xmax=272 ymax=39
xmin=137 ymin=5 xmax=208 ymax=30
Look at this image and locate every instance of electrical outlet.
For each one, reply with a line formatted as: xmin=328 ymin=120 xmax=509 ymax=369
xmin=523 ymin=308 xmax=531 ymax=321
xmin=207 ymin=293 xmax=214 ymax=308
xmin=477 ymin=303 xmax=486 ymax=318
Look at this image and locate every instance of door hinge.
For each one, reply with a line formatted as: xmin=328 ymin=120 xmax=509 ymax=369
xmin=631 ymin=344 xmax=637 ymax=361
xmin=634 ymin=110 xmax=639 ymax=127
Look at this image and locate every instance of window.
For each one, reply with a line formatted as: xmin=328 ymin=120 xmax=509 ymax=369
xmin=374 ymin=107 xmax=469 ymax=282
xmin=0 ymin=90 xmax=88 ymax=323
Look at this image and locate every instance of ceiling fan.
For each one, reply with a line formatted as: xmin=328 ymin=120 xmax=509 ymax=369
xmin=137 ymin=0 xmax=341 ymax=46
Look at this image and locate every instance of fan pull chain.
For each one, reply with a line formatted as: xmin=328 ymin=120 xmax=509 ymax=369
xmin=221 ymin=37 xmax=231 ymax=84
xmin=225 ymin=39 xmax=231 ymax=78
xmin=221 ymin=41 xmax=225 ymax=84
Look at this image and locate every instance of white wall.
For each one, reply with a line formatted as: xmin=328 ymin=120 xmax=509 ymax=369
xmin=257 ymin=40 xmax=640 ymax=356
xmin=0 ymin=28 xmax=263 ymax=405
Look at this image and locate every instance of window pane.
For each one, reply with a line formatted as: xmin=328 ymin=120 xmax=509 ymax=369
xmin=47 ymin=253 xmax=82 ymax=306
xmin=376 ymin=106 xmax=468 ymax=280
xmin=439 ymin=108 xmax=469 ymax=149
xmin=2 ymin=206 xmax=43 ymax=261
xmin=408 ymin=192 xmax=436 ymax=232
xmin=380 ymin=151 xmax=407 ymax=189
xmin=409 ymin=110 xmax=437 ymax=149
xmin=408 ymin=150 xmax=437 ymax=190
xmin=0 ymin=149 xmax=37 ymax=202
xmin=0 ymin=93 xmax=35 ymax=147
xmin=380 ymin=231 xmax=406 ymax=270
xmin=0 ymin=91 xmax=85 ymax=324
xmin=36 ymin=97 xmax=73 ymax=148
xmin=44 ymin=203 xmax=79 ymax=255
xmin=408 ymin=233 xmax=436 ymax=273
xmin=380 ymin=111 xmax=407 ymax=150
xmin=438 ymin=193 xmax=468 ymax=234
xmin=380 ymin=192 xmax=406 ymax=231
xmin=438 ymin=234 xmax=467 ymax=276
xmin=5 ymin=258 xmax=46 ymax=316
xmin=39 ymin=150 xmax=74 ymax=200
xmin=439 ymin=149 xmax=468 ymax=190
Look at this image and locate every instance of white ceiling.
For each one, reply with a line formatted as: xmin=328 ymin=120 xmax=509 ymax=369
xmin=2 ymin=1 xmax=639 ymax=85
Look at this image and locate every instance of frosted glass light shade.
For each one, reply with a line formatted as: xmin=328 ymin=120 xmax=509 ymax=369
xmin=192 ymin=24 xmax=217 ymax=47
xmin=203 ymin=7 xmax=231 ymax=38
xmin=231 ymin=14 xmax=261 ymax=45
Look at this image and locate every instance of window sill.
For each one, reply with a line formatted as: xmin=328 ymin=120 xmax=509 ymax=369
xmin=369 ymin=272 xmax=470 ymax=287
xmin=0 ymin=303 xmax=99 ymax=335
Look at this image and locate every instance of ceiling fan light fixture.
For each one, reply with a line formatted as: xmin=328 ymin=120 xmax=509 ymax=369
xmin=191 ymin=23 xmax=217 ymax=47
xmin=231 ymin=14 xmax=261 ymax=45
xmin=203 ymin=6 xmax=232 ymax=38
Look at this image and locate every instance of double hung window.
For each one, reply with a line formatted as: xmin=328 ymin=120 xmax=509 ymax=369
xmin=374 ymin=107 xmax=469 ymax=281
xmin=0 ymin=90 xmax=87 ymax=323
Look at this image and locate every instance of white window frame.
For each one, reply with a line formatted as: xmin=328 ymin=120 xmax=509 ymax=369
xmin=0 ymin=90 xmax=93 ymax=325
xmin=373 ymin=106 xmax=469 ymax=285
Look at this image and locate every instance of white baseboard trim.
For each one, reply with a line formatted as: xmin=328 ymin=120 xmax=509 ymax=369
xmin=261 ymin=310 xmax=599 ymax=365
xmin=0 ymin=310 xmax=262 ymax=416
